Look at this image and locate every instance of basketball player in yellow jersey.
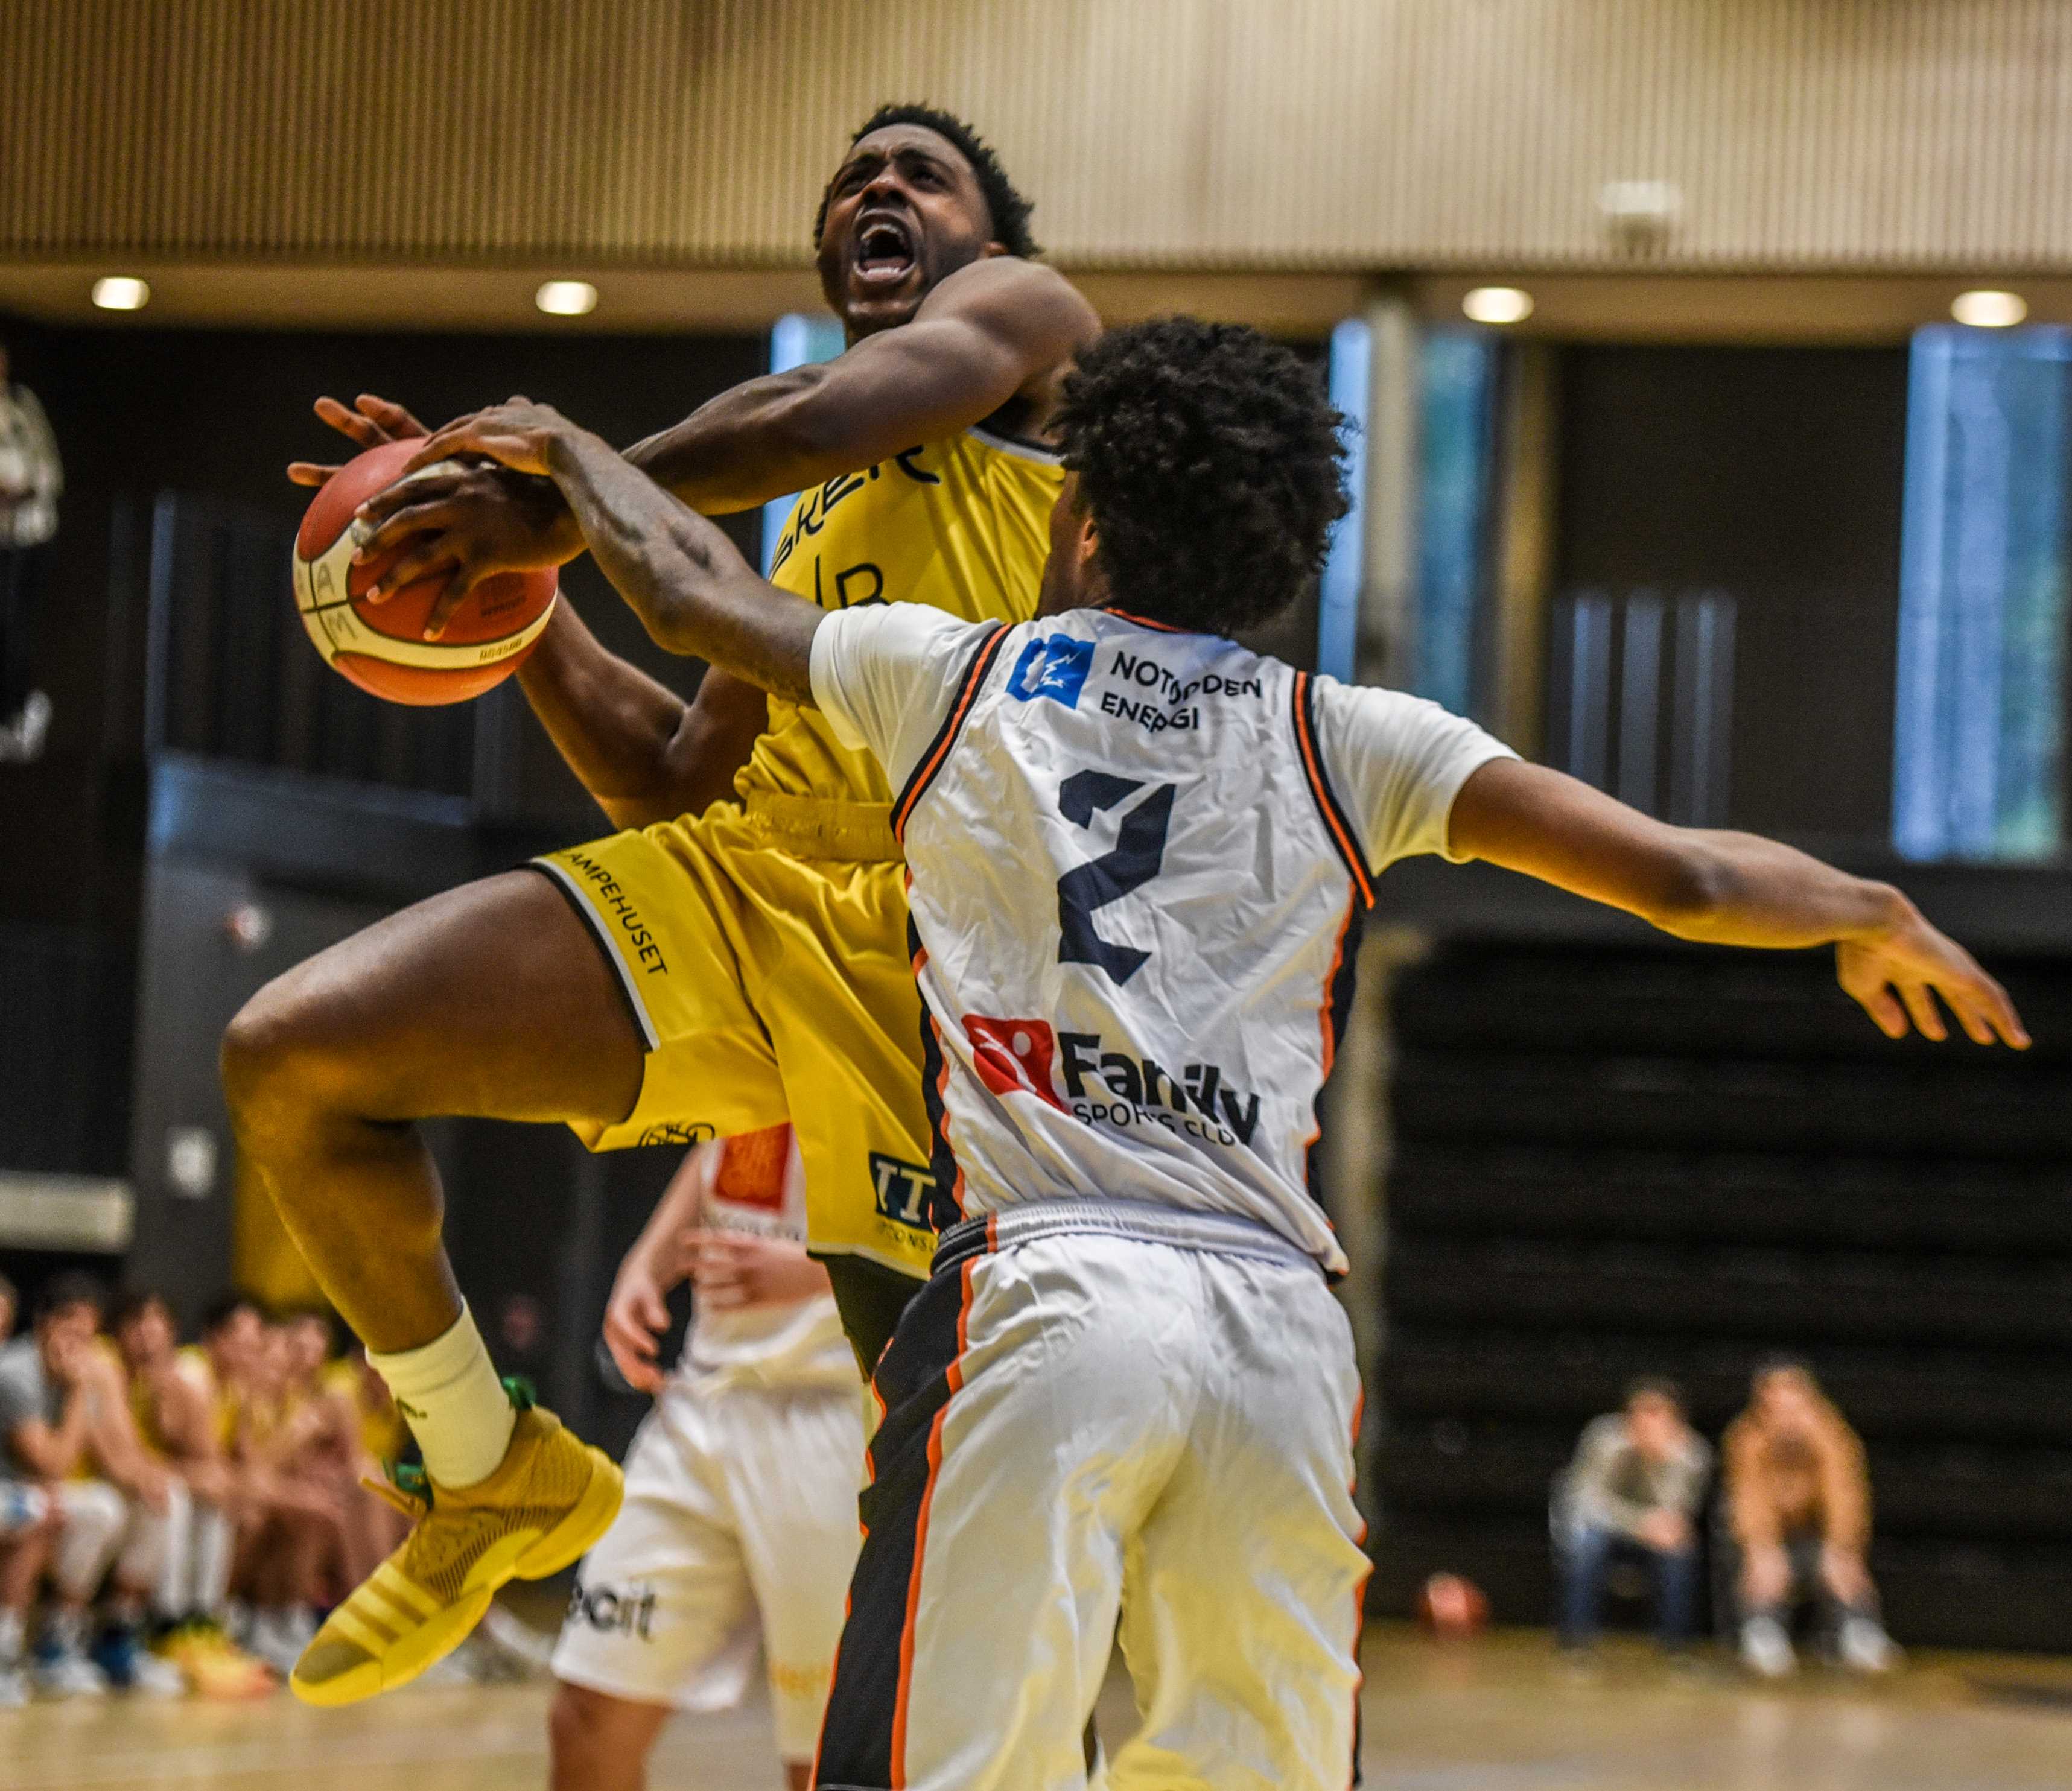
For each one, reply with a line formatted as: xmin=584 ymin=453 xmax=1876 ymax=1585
xmin=109 ymin=1292 xmax=273 ymax=1696
xmin=226 ymin=105 xmax=1096 ymax=1704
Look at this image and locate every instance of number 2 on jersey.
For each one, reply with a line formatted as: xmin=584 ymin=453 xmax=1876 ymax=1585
xmin=1055 ymin=770 xmax=1175 ymax=986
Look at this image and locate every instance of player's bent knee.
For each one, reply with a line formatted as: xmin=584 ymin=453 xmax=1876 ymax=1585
xmin=220 ymin=977 xmax=322 ymax=1144
xmin=220 ymin=967 xmax=381 ymax=1157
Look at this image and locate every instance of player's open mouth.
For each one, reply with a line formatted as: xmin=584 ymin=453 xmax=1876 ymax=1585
xmin=854 ymin=212 xmax=918 ymax=287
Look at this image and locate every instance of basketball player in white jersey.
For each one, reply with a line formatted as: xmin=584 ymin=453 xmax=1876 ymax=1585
xmin=409 ymin=324 xmax=2024 ymax=1790
xmin=551 ymin=1125 xmax=863 ymax=1791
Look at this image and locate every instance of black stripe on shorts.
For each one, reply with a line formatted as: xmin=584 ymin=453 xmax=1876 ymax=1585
xmin=813 ymin=1261 xmax=971 ymax=1791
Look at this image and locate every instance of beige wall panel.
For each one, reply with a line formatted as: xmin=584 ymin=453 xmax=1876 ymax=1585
xmin=5 ymin=1 xmax=2072 ymax=271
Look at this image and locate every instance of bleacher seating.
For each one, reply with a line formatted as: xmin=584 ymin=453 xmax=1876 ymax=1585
xmin=1374 ymin=939 xmax=2072 ymax=1652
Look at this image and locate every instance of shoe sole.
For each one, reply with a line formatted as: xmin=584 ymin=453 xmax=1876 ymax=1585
xmin=290 ymin=1441 xmax=624 ymax=1708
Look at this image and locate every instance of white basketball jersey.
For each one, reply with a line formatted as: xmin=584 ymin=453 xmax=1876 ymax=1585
xmin=811 ymin=603 xmax=1514 ymax=1272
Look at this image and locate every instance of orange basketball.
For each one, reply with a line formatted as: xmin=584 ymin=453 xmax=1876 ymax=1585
xmin=292 ymin=437 xmax=558 ymax=705
xmin=1416 ymin=1573 xmax=1490 ymax=1637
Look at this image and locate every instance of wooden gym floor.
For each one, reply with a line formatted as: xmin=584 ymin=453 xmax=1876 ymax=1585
xmin=2 ymin=1624 xmax=2070 ymax=1789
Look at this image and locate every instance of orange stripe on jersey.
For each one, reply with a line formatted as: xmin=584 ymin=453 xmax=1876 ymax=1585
xmin=1098 ymin=605 xmax=1190 ymax=633
xmin=1292 ymin=670 xmax=1375 ymax=907
xmin=892 ymin=625 xmax=1009 ymax=841
xmin=889 ymin=1258 xmax=976 ymax=1790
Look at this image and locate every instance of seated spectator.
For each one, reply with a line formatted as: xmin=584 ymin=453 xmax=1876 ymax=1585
xmin=125 ymin=1290 xmax=313 ymax=1675
xmin=0 ymin=1273 xmax=185 ymax=1697
xmin=0 ymin=1273 xmax=62 ymax=1707
xmin=1555 ymin=1377 xmax=1712 ymax=1659
xmin=1721 ymin=1357 xmax=1898 ymax=1678
xmin=279 ymin=1309 xmax=404 ymax=1587
xmin=111 ymin=1290 xmax=272 ymax=1696
xmin=321 ymin=1336 xmax=412 ymax=1562
xmin=226 ymin=1313 xmax=346 ymax=1674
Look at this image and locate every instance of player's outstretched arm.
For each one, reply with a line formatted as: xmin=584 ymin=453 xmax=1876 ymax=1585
xmin=618 ymin=258 xmax=1097 ymax=508
xmin=349 ymin=258 xmax=1094 ymax=616
xmin=404 ymin=401 xmax=823 ymax=703
xmin=1448 ymin=757 xmax=2029 ymax=1048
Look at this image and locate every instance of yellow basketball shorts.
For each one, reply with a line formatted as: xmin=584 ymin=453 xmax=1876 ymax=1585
xmin=532 ymin=795 xmax=941 ymax=1286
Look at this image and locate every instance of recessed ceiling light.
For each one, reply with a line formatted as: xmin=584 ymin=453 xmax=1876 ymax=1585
xmin=1951 ymin=289 xmax=2026 ymax=328
xmin=536 ymin=280 xmax=597 ymax=317
xmin=1462 ymin=286 xmax=1534 ymax=326
xmin=91 ymin=276 xmax=150 ymax=311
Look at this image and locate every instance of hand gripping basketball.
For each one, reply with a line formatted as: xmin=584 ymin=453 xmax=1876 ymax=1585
xmin=292 ymin=437 xmax=559 ymax=705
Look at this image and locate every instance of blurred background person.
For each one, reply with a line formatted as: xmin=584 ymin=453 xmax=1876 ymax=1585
xmin=177 ymin=1293 xmax=262 ymax=1457
xmin=176 ymin=1292 xmax=325 ymax=1665
xmin=551 ymin=1127 xmax=863 ymax=1791
xmin=1721 ymin=1358 xmax=1899 ymax=1678
xmin=1554 ymin=1377 xmax=1712 ymax=1663
xmin=0 ymin=1273 xmax=184 ymax=1696
xmin=0 ymin=1271 xmax=62 ymax=1707
xmin=322 ymin=1339 xmax=412 ymax=1561
xmin=0 ymin=335 xmax=60 ymax=762
xmin=228 ymin=1314 xmax=347 ymax=1676
xmin=110 ymin=1290 xmax=273 ymax=1696
xmin=278 ymin=1308 xmax=396 ymax=1588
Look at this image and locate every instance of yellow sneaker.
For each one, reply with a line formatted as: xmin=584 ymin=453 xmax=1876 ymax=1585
xmin=162 ymin=1621 xmax=275 ymax=1700
xmin=289 ymin=1389 xmax=622 ymax=1707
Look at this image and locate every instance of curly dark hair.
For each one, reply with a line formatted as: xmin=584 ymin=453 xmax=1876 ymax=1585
xmin=814 ymin=103 xmax=1038 ymax=259
xmin=1056 ymin=319 xmax=1349 ymax=635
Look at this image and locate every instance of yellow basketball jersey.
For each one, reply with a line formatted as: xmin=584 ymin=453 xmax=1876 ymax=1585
xmin=742 ymin=425 xmax=1062 ymax=809
xmin=323 ymin=1355 xmax=409 ymax=1466
xmin=128 ymin=1369 xmax=173 ymax=1460
xmin=176 ymin=1344 xmax=238 ymax=1452
xmin=243 ymin=1388 xmax=299 ymax=1453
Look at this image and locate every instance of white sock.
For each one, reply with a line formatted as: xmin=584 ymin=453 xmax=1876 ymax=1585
xmin=191 ymin=1506 xmax=235 ymax=1622
xmin=367 ymin=1304 xmax=516 ymax=1489
xmin=153 ymin=1488 xmax=194 ymax=1621
xmin=46 ymin=1608 xmax=86 ymax=1656
xmin=0 ymin=1609 xmax=22 ymax=1666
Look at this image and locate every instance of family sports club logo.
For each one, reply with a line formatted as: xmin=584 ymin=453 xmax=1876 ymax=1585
xmin=962 ymin=1016 xmax=1261 ymax=1146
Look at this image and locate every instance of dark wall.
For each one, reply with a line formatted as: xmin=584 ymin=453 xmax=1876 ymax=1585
xmin=0 ymin=318 xmax=767 ymax=930
xmin=1378 ymin=936 xmax=2072 ymax=1652
xmin=1554 ymin=344 xmax=1910 ymax=842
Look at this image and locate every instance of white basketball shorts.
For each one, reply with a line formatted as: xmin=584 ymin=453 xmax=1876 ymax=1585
xmin=552 ymin=1373 xmax=866 ymax=1762
xmin=814 ymin=1200 xmax=1370 ymax=1791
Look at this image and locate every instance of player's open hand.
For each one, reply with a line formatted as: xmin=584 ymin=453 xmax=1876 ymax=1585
xmin=1837 ymin=901 xmax=2029 ymax=1047
xmin=602 ymin=1250 xmax=676 ymax=1396
xmin=287 ymin=393 xmax=428 ymax=487
xmin=683 ymin=1228 xmax=833 ymax=1311
xmin=402 ymin=396 xmax=576 ymax=480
